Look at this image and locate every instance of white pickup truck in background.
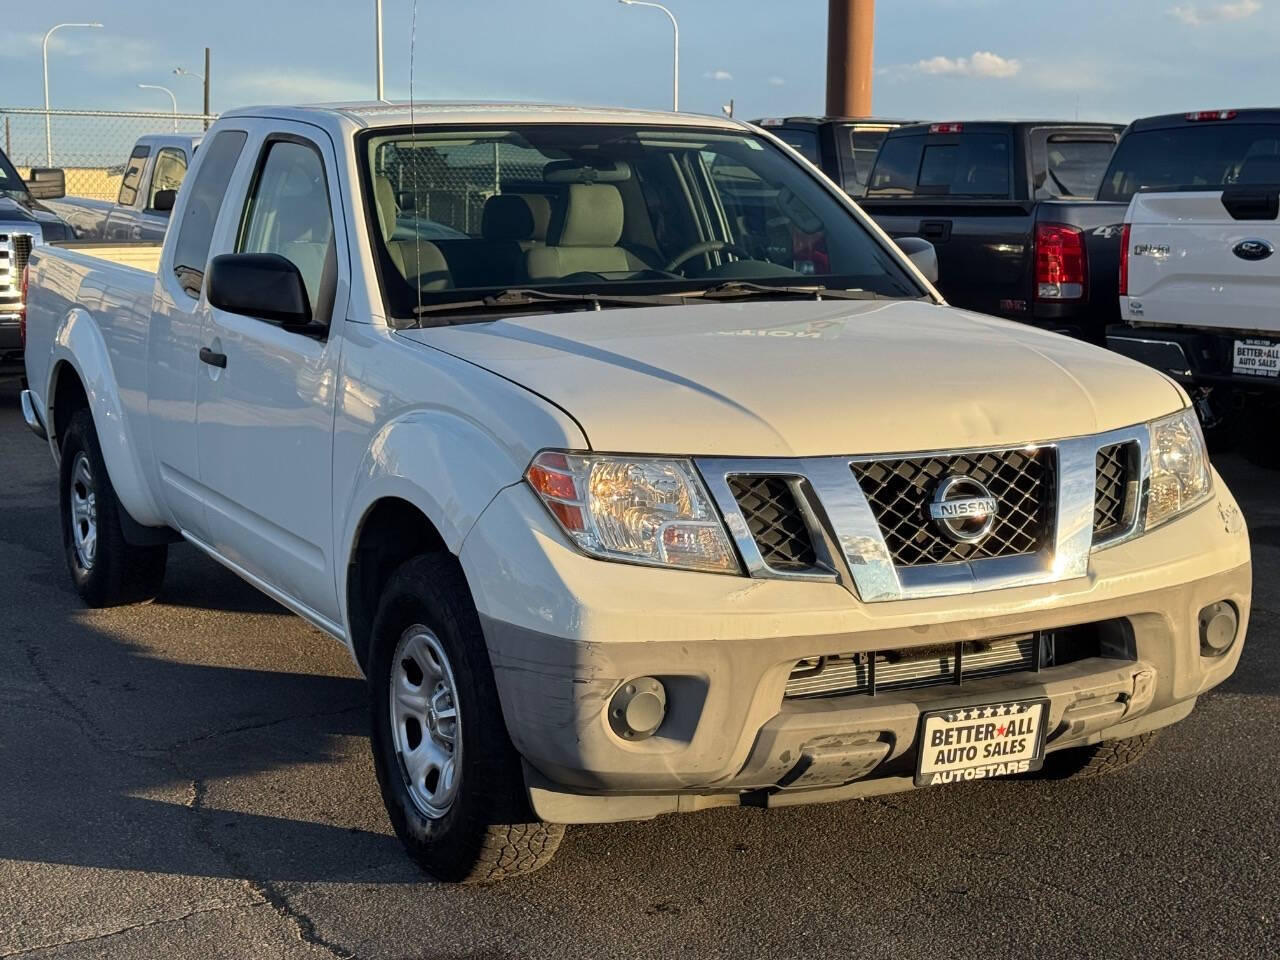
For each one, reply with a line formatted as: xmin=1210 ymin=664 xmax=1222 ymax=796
xmin=19 ymin=102 xmax=1251 ymax=884
xmin=1110 ymin=111 xmax=1280 ymax=466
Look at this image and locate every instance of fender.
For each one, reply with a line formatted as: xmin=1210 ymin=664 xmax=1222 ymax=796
xmin=47 ymin=308 xmax=169 ymax=528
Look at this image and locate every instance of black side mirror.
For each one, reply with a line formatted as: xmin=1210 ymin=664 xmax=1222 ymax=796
xmin=151 ymin=189 xmax=177 ymax=213
xmin=207 ymin=253 xmax=312 ymax=328
xmin=25 ymin=167 xmax=66 ymax=200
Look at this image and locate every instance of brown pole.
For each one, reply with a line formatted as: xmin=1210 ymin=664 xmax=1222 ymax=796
xmin=203 ymin=47 xmax=211 ymax=129
xmin=826 ymin=0 xmax=875 ymax=118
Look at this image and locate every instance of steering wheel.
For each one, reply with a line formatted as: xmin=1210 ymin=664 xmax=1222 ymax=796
xmin=664 ymin=240 xmax=755 ymax=273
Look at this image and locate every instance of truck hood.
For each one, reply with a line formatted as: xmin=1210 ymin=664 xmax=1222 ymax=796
xmin=400 ymin=300 xmax=1185 ymax=457
xmin=0 ymin=193 xmax=70 ymax=237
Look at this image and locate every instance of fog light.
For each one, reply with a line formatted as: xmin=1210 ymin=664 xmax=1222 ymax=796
xmin=1199 ymin=601 xmax=1238 ymax=656
xmin=608 ymin=677 xmax=667 ymax=740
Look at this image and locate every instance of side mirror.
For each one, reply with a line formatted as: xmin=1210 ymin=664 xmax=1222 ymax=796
xmin=207 ymin=253 xmax=312 ymax=329
xmin=151 ymin=189 xmax=177 ymax=213
xmin=25 ymin=167 xmax=66 ymax=200
xmin=895 ymin=236 xmax=940 ymax=285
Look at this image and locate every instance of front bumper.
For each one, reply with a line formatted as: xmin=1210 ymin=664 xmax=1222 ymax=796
xmin=460 ymin=476 xmax=1251 ymax=824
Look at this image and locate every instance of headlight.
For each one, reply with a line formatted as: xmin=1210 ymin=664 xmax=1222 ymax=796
xmin=1145 ymin=408 xmax=1212 ymax=530
xmin=526 ymin=451 xmax=740 ymax=574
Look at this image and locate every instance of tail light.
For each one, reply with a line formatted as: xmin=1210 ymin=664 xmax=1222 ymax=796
xmin=1185 ymin=110 xmax=1238 ymax=122
xmin=929 ymin=122 xmax=964 ymax=134
xmin=18 ymin=264 xmax=29 ymax=350
xmin=1118 ymin=223 xmax=1131 ymax=297
xmin=1035 ymin=223 xmax=1086 ymax=300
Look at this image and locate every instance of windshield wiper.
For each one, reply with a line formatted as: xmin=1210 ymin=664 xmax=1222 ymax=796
xmin=411 ymin=287 xmax=687 ymax=323
xmin=690 ymin=281 xmax=879 ymax=302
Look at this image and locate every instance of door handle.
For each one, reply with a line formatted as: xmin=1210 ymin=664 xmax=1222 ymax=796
xmin=199 ymin=347 xmax=227 ymax=369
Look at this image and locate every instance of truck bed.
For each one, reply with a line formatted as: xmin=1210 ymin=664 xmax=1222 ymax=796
xmin=48 ymin=241 xmax=163 ymax=275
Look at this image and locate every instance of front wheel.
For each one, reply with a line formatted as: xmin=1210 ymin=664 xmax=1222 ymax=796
xmin=368 ymin=554 xmax=564 ymax=883
xmin=1032 ymin=732 xmax=1158 ymax=780
xmin=59 ymin=409 xmax=167 ymax=607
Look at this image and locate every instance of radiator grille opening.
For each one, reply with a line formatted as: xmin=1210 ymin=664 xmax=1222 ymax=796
xmin=1094 ymin=442 xmax=1136 ymax=540
xmin=852 ymin=448 xmax=1053 ymax=567
xmin=727 ymin=475 xmax=817 ymax=570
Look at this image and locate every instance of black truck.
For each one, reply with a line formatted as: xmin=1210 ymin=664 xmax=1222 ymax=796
xmin=857 ymin=121 xmax=1124 ymax=342
xmin=752 ymin=116 xmax=917 ymax=197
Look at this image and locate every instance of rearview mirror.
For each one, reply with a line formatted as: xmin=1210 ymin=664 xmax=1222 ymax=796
xmin=25 ymin=167 xmax=65 ymax=200
xmin=151 ymin=189 xmax=177 ymax=213
xmin=207 ymin=253 xmax=312 ymax=329
xmin=895 ymin=236 xmax=940 ymax=285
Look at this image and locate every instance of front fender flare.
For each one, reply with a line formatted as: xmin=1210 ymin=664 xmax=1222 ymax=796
xmin=47 ymin=309 xmax=167 ymax=527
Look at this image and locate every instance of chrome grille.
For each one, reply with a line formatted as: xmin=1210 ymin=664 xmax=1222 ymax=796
xmin=851 ymin=448 xmax=1052 ymax=566
xmin=1094 ymin=442 xmax=1135 ymax=539
xmin=727 ymin=475 xmax=816 ymax=570
xmin=786 ymin=634 xmax=1039 ymax=699
xmin=0 ymin=233 xmax=33 ymax=310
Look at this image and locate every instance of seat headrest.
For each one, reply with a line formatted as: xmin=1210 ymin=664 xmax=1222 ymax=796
xmin=543 ymin=160 xmax=632 ymax=184
xmin=1238 ymin=154 xmax=1280 ymax=184
xmin=518 ymin=194 xmax=552 ymax=241
xmin=481 ymin=194 xmax=535 ymax=242
xmin=373 ymin=174 xmax=396 ymax=241
xmin=559 ymin=183 xmax=625 ymax=247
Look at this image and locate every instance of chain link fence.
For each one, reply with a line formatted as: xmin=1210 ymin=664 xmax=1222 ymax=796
xmin=1 ymin=107 xmax=218 ymax=201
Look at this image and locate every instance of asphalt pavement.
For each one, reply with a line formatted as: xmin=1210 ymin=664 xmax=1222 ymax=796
xmin=1 ymin=376 xmax=1276 ymax=959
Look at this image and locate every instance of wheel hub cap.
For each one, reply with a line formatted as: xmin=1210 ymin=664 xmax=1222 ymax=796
xmin=390 ymin=626 xmax=462 ymax=819
xmin=69 ymin=452 xmax=98 ymax=571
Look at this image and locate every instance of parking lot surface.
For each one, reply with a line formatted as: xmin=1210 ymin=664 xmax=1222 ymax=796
xmin=1 ymin=377 xmax=1277 ymax=960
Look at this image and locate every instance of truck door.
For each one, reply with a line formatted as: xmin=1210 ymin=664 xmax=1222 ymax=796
xmin=194 ymin=123 xmax=347 ymax=625
xmin=135 ymin=146 xmax=188 ymax=242
xmin=148 ymin=128 xmax=249 ymax=542
xmin=104 ymin=144 xmax=150 ymax=241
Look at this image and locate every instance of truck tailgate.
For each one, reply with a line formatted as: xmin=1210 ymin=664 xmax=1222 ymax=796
xmin=1124 ymin=190 xmax=1280 ymax=336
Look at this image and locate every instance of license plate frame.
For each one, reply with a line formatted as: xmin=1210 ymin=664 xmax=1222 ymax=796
xmin=915 ymin=698 xmax=1050 ymax=787
xmin=1233 ymin=338 xmax=1280 ymax=379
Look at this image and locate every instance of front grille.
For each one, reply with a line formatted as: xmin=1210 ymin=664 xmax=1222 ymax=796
xmin=728 ymin=475 xmax=817 ymax=570
xmin=786 ymin=634 xmax=1040 ymax=699
xmin=852 ymin=448 xmax=1052 ymax=566
xmin=1094 ymin=442 xmax=1135 ymax=539
xmin=0 ymin=233 xmax=32 ymax=306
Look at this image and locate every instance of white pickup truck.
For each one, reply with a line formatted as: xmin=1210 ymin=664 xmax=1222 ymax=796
xmin=19 ymin=102 xmax=1251 ymax=883
xmin=1118 ymin=183 xmax=1280 ymax=466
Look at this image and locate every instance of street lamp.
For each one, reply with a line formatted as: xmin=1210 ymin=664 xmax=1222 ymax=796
xmin=42 ymin=21 xmax=104 ymax=166
xmin=175 ymin=53 xmax=211 ymax=127
xmin=618 ymin=0 xmax=679 ymax=112
xmin=138 ymin=84 xmax=179 ymax=132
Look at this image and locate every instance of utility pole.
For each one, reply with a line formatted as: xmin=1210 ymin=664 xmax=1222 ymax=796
xmin=204 ymin=47 xmax=211 ymax=127
xmin=375 ymin=0 xmax=385 ymax=101
xmin=826 ymin=0 xmax=875 ymax=117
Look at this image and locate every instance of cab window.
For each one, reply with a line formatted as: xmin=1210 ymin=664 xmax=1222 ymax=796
xmin=117 ymin=145 xmax=150 ymax=206
xmin=148 ymin=147 xmax=188 ymax=211
xmin=238 ymin=138 xmax=336 ymax=319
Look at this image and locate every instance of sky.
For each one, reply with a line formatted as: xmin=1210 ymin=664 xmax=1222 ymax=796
xmin=1 ymin=0 xmax=1278 ymax=124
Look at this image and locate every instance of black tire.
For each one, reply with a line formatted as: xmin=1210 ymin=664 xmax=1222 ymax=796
xmin=368 ymin=553 xmax=564 ymax=883
xmin=1033 ymin=732 xmax=1158 ymax=781
xmin=59 ymin=409 xmax=167 ymax=607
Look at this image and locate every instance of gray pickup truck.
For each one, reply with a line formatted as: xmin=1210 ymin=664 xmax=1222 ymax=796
xmin=43 ymin=134 xmax=199 ymax=243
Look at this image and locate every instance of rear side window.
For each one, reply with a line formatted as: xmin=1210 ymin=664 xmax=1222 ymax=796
xmin=117 ymin=145 xmax=150 ymax=206
xmin=172 ymin=130 xmax=247 ymax=298
xmin=918 ymin=135 xmax=1011 ymax=197
xmin=844 ymin=127 xmax=889 ymax=193
xmin=1100 ymin=123 xmax=1280 ymax=202
xmin=148 ymin=147 xmax=188 ymax=210
xmin=867 ymin=136 xmax=924 ymax=195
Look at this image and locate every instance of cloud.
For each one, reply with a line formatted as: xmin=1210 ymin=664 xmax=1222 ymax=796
xmin=703 ymin=69 xmax=734 ymax=82
xmin=768 ymin=76 xmax=786 ymax=87
xmin=1168 ymin=1 xmax=1262 ymax=25
xmin=912 ymin=51 xmax=1021 ymax=78
xmin=225 ymin=69 xmax=369 ymax=104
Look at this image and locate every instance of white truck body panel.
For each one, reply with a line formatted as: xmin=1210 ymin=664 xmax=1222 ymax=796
xmin=1123 ymin=191 xmax=1280 ymax=338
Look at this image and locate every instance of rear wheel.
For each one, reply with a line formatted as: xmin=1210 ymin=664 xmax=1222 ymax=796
xmin=1033 ymin=732 xmax=1158 ymax=781
xmin=368 ymin=554 xmax=564 ymax=883
xmin=59 ymin=409 xmax=167 ymax=607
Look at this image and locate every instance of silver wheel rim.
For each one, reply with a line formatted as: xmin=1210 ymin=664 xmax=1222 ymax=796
xmin=69 ymin=452 xmax=98 ymax=572
xmin=390 ymin=625 xmax=462 ymax=819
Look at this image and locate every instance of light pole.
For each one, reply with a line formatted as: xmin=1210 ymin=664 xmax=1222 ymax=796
xmin=43 ymin=21 xmax=103 ymax=166
xmin=618 ymin=0 xmax=679 ymax=112
xmin=375 ymin=0 xmax=385 ymax=101
xmin=138 ymin=84 xmax=179 ymax=132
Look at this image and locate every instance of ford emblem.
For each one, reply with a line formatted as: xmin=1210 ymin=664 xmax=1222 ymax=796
xmin=1233 ymin=239 xmax=1274 ymax=261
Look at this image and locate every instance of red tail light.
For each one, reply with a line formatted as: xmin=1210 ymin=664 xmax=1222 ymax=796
xmin=1118 ymin=223 xmax=1131 ymax=298
xmin=18 ymin=264 xmax=29 ymax=350
xmin=929 ymin=122 xmax=964 ymax=134
xmin=1034 ymin=223 xmax=1086 ymax=301
xmin=1185 ymin=110 xmax=1238 ymax=122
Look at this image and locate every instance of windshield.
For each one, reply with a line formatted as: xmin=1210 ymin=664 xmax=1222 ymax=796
xmin=0 ymin=148 xmax=29 ymax=200
xmin=358 ymin=124 xmax=923 ymax=321
xmin=1099 ymin=123 xmax=1280 ymax=202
